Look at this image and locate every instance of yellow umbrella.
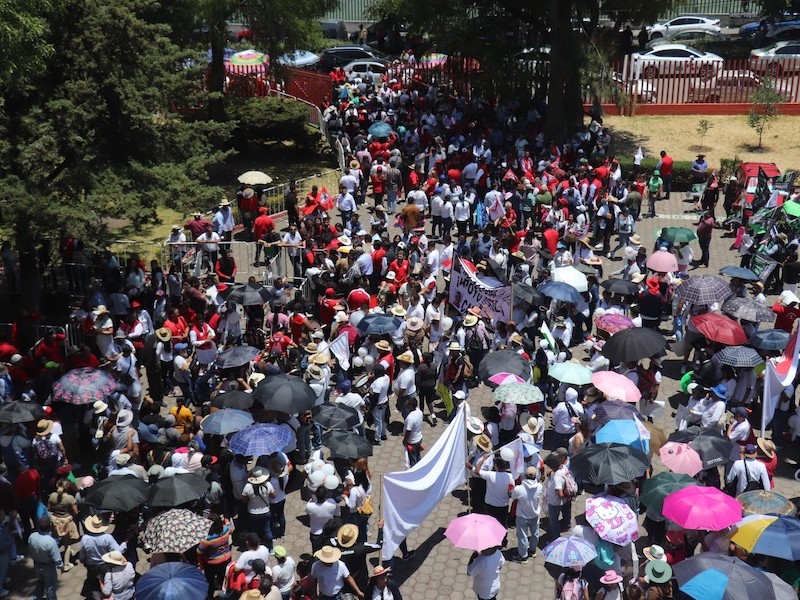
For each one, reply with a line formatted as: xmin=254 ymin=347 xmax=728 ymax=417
xmin=729 ymin=514 xmax=779 ymax=551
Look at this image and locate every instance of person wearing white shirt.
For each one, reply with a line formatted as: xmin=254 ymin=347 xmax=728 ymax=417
xmin=369 ymin=365 xmax=390 ymax=444
xmin=467 ymin=548 xmax=505 ymax=600
xmin=551 ymin=388 xmax=584 ymax=448
xmin=305 ymin=489 xmax=341 ymax=552
xmin=692 ymin=386 xmax=727 ymax=430
xmin=407 ymin=187 xmax=428 ymax=213
xmin=355 ymin=251 xmax=373 ymax=276
xmin=441 ymin=198 xmax=455 ymax=234
xmin=403 ymin=397 xmax=424 ymax=466
xmin=426 ymin=242 xmax=440 ymax=277
xmin=333 ymin=381 xmax=366 ymax=433
xmin=337 ymin=186 xmax=357 ymax=228
xmin=235 ymin=535 xmax=272 ymax=584
xmin=727 ymin=406 xmax=753 ymax=447
xmin=510 ymin=466 xmax=543 ymax=562
xmin=725 ymin=445 xmax=771 ymax=495
xmin=430 ymin=194 xmax=444 ymax=237
xmin=454 ymin=194 xmax=473 ymax=235
xmin=281 ymin=224 xmax=303 ymax=278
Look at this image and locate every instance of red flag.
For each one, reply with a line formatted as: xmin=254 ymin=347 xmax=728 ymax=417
xmin=318 ymin=187 xmax=333 ymax=211
xmin=503 ymin=168 xmax=519 ymax=183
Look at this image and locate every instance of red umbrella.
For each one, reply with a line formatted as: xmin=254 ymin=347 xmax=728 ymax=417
xmin=691 ymin=313 xmax=747 ymax=345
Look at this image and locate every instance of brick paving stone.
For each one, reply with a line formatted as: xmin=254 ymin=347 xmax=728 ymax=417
xmin=10 ymin=193 xmax=800 ymax=600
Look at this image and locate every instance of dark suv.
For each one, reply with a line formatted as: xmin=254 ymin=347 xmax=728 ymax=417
xmin=319 ymin=45 xmax=385 ymax=70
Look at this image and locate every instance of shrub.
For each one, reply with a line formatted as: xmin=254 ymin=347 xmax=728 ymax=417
xmin=615 ymin=157 xmax=700 ymax=191
xmin=227 ymin=96 xmax=318 ymax=149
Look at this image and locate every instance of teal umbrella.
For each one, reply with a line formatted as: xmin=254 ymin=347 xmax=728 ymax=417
xmin=492 ymin=382 xmax=543 ymax=405
xmin=368 ymin=122 xmax=392 ymax=138
xmin=662 ymin=227 xmax=698 ymax=243
xmin=640 ymin=471 xmax=695 ymax=512
xmin=548 ymin=362 xmax=593 ymax=386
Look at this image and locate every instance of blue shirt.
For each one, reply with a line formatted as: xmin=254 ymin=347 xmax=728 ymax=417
xmin=80 ymin=533 xmax=126 ymax=567
xmin=28 ymin=531 xmax=62 ymax=567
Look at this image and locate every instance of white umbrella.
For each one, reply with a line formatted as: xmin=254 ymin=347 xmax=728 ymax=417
xmin=238 ymin=170 xmax=273 ymax=185
xmin=552 ymin=266 xmax=588 ymax=293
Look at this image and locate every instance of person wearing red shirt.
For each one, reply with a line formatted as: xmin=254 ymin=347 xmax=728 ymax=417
xmin=252 ymin=208 xmax=275 ymax=266
xmin=772 ymin=293 xmax=800 ymax=332
xmin=184 ymin=211 xmax=212 ymax=240
xmin=13 ymin=466 xmax=40 ymax=536
xmin=542 ymin=222 xmax=559 ymax=256
xmin=657 ymin=150 xmax=674 ymax=199
xmin=318 ymin=288 xmax=340 ymax=329
xmin=388 ymin=250 xmax=410 ymax=285
xmin=371 ymin=241 xmax=387 ymax=289
xmin=164 ymin=308 xmax=189 ymax=342
xmin=347 ymin=288 xmax=370 ymax=311
xmin=64 ymin=345 xmax=100 ymax=370
xmin=376 ymin=340 xmax=394 ymax=381
xmin=237 ymin=187 xmax=259 ymax=236
xmin=34 ymin=331 xmax=65 ymax=365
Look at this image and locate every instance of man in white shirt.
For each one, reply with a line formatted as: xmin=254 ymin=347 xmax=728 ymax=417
xmin=692 ymin=385 xmax=727 ymax=430
xmin=333 ymin=380 xmax=366 ymax=436
xmin=368 ymin=365 xmax=390 ymax=445
xmin=725 ymin=444 xmax=771 ymax=495
xmin=407 ymin=184 xmax=428 ymax=214
xmin=467 ymin=547 xmax=504 ymax=600
xmin=454 ymin=193 xmax=473 ymax=236
xmin=281 ymin=224 xmax=303 ymax=279
xmin=511 ymin=466 xmax=543 ymax=562
xmin=441 ymin=197 xmax=455 ymax=235
xmin=403 ymin=397 xmax=424 ymax=467
xmin=551 ymin=388 xmax=583 ymax=449
xmin=337 ymin=185 xmax=357 ymax=228
xmin=430 ymin=193 xmax=444 ymax=237
xmin=305 ymin=488 xmax=341 ymax=552
xmin=426 ymin=240 xmax=440 ymax=277
xmin=310 ymin=546 xmax=363 ymax=599
xmin=194 ymin=223 xmax=220 ymax=277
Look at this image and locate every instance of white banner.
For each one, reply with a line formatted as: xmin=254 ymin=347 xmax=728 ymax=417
xmin=763 ymin=327 xmax=800 ymax=433
xmin=381 ymin=404 xmax=467 ymax=561
xmin=448 ymin=258 xmax=512 ymax=322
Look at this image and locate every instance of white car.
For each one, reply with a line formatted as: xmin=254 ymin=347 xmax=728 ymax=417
xmin=646 ymin=26 xmax=722 ymax=48
xmin=343 ymin=59 xmax=390 ymax=84
xmin=630 ymin=44 xmax=724 ymax=79
xmin=647 ymin=15 xmax=721 ymax=39
xmin=611 ymin=72 xmax=657 ymax=103
xmin=750 ymin=41 xmax=800 ymax=76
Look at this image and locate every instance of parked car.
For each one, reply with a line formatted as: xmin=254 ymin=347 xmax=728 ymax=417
xmin=319 ymin=45 xmax=385 ymax=71
xmin=734 ymin=162 xmax=781 ymax=207
xmin=646 ymin=27 xmax=722 ymax=49
xmin=647 ymin=16 xmax=721 ymax=39
xmin=740 ymin=18 xmax=800 ymax=40
xmin=630 ymin=44 xmax=724 ymax=79
xmin=688 ymin=69 xmax=764 ymax=102
xmin=611 ymin=72 xmax=657 ymax=103
xmin=343 ymin=59 xmax=390 ymax=84
xmin=750 ymin=41 xmax=800 ymax=75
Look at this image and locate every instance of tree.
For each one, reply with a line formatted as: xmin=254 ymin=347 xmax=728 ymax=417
xmin=0 ymin=0 xmax=232 ymax=310
xmin=696 ymin=119 xmax=712 ymax=152
xmin=227 ymin=96 xmax=318 ymax=149
xmin=748 ymin=80 xmax=783 ymax=148
xmin=599 ymin=0 xmax=688 ymax=30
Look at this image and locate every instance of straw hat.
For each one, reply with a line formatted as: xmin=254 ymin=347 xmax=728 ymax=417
xmin=585 ymin=257 xmax=603 ymax=266
xmin=396 ymin=350 xmax=414 ymax=363
xmin=522 ymin=417 xmax=541 ymax=435
xmin=156 ymin=327 xmax=172 ymax=342
xmin=304 ymin=342 xmax=319 ymax=354
xmin=463 ymin=314 xmax=479 ymax=327
xmin=630 ymin=234 xmax=642 ymax=246
xmin=448 ymin=342 xmax=464 ymax=352
xmin=467 ymin=307 xmax=482 ymax=317
xmin=219 ymin=197 xmax=231 ymax=207
xmin=239 ymin=591 xmax=265 ymax=600
xmin=509 ymin=332 xmax=523 ymax=345
xmin=311 ymin=353 xmax=331 ymax=365
xmin=84 ymin=515 xmax=109 ymax=534
xmin=337 ymin=524 xmax=359 ymax=548
xmin=372 ymin=565 xmax=391 ymax=578
xmin=631 ymin=273 xmax=646 ymax=284
xmin=101 ymin=551 xmax=127 ymax=566
xmin=757 ymin=438 xmax=776 ymax=459
xmin=390 ymin=305 xmax=408 ymax=317
xmin=375 ymin=340 xmax=392 ymax=353
xmin=475 ymin=434 xmax=492 ymax=452
xmin=248 ymin=469 xmax=269 ymax=485
xmin=36 ymin=420 xmax=53 ymax=436
xmin=307 ymin=364 xmax=324 ymax=379
xmin=314 ymin=545 xmax=342 ymax=564
xmin=406 ymin=317 xmax=424 ymax=332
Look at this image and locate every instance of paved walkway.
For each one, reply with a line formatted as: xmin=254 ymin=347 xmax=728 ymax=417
xmin=9 ymin=193 xmax=800 ymax=600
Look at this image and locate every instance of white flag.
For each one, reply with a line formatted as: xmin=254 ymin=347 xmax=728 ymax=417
xmin=381 ymin=404 xmax=467 ymax=561
xmin=763 ymin=327 xmax=800 ymax=433
xmin=325 ymin=332 xmax=351 ymax=371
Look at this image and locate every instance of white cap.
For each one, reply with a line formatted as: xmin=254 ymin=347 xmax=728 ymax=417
xmin=566 ymin=387 xmax=579 ymax=402
xmin=539 ymin=340 xmax=549 ymax=349
xmin=780 ymin=290 xmax=800 ymax=305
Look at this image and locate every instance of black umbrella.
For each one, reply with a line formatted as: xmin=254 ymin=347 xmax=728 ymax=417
xmin=85 ymin=475 xmax=149 ymax=512
xmin=601 ymin=327 xmax=666 ymax=363
xmin=215 ymin=345 xmax=261 ymax=369
xmin=148 ymin=473 xmax=210 ymax=508
xmin=322 ymin=430 xmax=373 ymax=459
xmin=477 ymin=350 xmax=531 ymax=382
xmin=357 ymin=314 xmax=402 ymax=335
xmin=514 ymin=283 xmax=546 ymax=307
xmin=668 ymin=426 xmax=737 ymax=469
xmin=253 ymin=374 xmax=316 ymax=414
xmin=721 ymin=297 xmax=774 ymax=323
xmin=227 ymin=283 xmax=273 ymax=306
xmin=673 ymin=554 xmax=782 ymax=600
xmin=210 ymin=390 xmax=255 ymax=411
xmin=591 ymin=400 xmax=644 ymax=429
xmin=600 ymin=278 xmax=640 ymax=296
xmin=569 ymin=442 xmax=650 ymax=485
xmin=719 ymin=266 xmax=760 ymax=281
xmin=0 ymin=401 xmax=44 ymax=424
xmin=313 ymin=403 xmax=361 ymax=430
xmin=751 ymin=329 xmax=791 ymax=351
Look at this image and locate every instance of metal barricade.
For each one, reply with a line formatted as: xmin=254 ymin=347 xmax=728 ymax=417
xmin=162 ymin=240 xmax=256 ymax=280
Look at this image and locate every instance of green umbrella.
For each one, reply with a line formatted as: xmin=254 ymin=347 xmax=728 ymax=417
xmin=784 ymin=201 xmax=800 ymax=218
xmin=548 ymin=362 xmax=593 ymax=386
xmin=662 ymin=227 xmax=697 ymax=243
xmin=640 ymin=472 xmax=695 ymax=512
xmin=492 ymin=382 xmax=544 ymax=405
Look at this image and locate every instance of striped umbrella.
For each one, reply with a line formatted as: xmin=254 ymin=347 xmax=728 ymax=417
xmin=228 ymin=423 xmax=293 ymax=457
xmin=715 ymin=346 xmax=763 ymax=368
xmin=419 ymin=52 xmax=448 ymax=68
xmin=542 ymin=535 xmax=597 ymax=568
xmin=674 ymin=275 xmax=733 ymax=305
xmin=225 ymin=49 xmax=269 ymax=73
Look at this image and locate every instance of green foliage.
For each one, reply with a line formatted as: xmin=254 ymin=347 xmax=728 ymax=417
xmin=600 ymin=0 xmax=688 ymax=27
xmin=748 ymin=79 xmax=784 ymax=148
xmin=0 ymin=0 xmax=57 ymax=96
xmin=227 ymin=96 xmax=317 ymax=148
xmin=719 ymin=156 xmax=741 ymax=181
xmin=697 ymin=119 xmax=712 ymax=152
xmin=242 ymin=0 xmax=334 ymax=60
xmin=615 ymin=157 xmax=700 ymax=191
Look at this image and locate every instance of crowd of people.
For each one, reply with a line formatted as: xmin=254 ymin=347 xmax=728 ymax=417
xmin=1 ymin=56 xmax=800 ymax=600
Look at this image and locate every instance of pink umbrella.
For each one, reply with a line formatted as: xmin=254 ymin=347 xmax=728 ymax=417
xmin=585 ymin=494 xmax=640 ymax=545
xmin=591 ymin=371 xmax=642 ymax=403
xmin=488 ymin=372 xmax=525 ymax=387
xmin=662 ymin=485 xmax=743 ymax=531
xmin=444 ymin=513 xmax=507 ymax=552
xmin=658 ymin=442 xmax=703 ymax=476
xmin=595 ymin=313 xmax=634 ymax=335
xmin=646 ymin=249 xmax=679 ymax=273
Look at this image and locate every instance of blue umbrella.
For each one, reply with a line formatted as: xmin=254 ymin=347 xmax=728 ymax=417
xmin=750 ymin=329 xmax=790 ymax=351
xmin=719 ymin=266 xmax=759 ymax=281
xmin=537 ymin=280 xmax=582 ymax=304
xmin=368 ymin=122 xmax=393 ymax=138
xmin=228 ymin=423 xmax=293 ymax=457
xmin=201 ymin=409 xmax=254 ymax=436
xmin=680 ymin=569 xmax=729 ymax=600
xmin=595 ymin=419 xmax=649 ymax=454
xmin=357 ymin=314 xmax=402 ymax=335
xmin=135 ymin=562 xmax=208 ymax=600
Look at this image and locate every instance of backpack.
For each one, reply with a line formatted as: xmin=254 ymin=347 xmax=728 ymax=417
xmin=467 ymin=329 xmax=484 ymax=351
xmin=638 ymin=365 xmax=659 ymax=400
xmin=560 ymin=576 xmax=583 ymax=600
xmin=462 ymin=357 xmax=474 ymax=379
xmin=740 ymin=460 xmax=765 ymax=493
xmin=34 ymin=436 xmax=58 ymax=464
xmin=560 ymin=466 xmax=580 ymax=500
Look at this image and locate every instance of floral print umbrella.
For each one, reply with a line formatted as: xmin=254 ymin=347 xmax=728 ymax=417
xmin=51 ymin=368 xmax=117 ymax=405
xmin=595 ymin=313 xmax=635 ymax=335
xmin=142 ymin=509 xmax=211 ymax=554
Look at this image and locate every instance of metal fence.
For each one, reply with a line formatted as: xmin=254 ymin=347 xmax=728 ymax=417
xmin=656 ymin=0 xmax=761 ymax=19
xmin=257 ymin=169 xmax=343 ymax=214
